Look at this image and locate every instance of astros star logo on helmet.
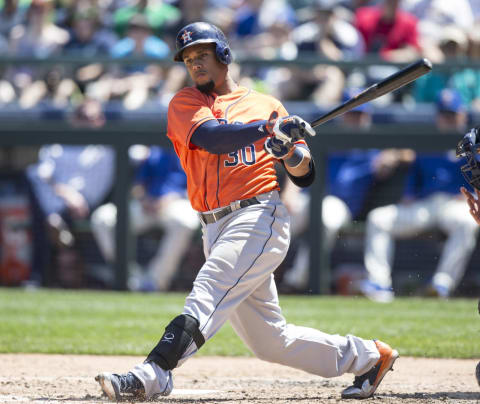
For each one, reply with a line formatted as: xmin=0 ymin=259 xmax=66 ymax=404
xmin=181 ymin=30 xmax=192 ymax=44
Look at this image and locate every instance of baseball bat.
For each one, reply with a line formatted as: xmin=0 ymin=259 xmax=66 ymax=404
xmin=310 ymin=58 xmax=433 ymax=128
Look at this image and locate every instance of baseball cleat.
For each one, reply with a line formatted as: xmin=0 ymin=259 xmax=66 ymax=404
xmin=95 ymin=372 xmax=145 ymax=401
xmin=341 ymin=340 xmax=399 ymax=399
xmin=359 ymin=280 xmax=394 ymax=303
xmin=424 ymin=283 xmax=449 ymax=299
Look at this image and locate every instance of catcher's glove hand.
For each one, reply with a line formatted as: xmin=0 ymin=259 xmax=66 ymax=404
xmin=457 ymin=127 xmax=480 ymax=191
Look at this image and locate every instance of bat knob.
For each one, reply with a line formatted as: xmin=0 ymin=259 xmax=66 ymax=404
xmin=422 ymin=58 xmax=433 ymax=71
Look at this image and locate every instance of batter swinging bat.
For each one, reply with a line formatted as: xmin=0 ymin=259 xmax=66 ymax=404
xmin=310 ymin=58 xmax=433 ymax=128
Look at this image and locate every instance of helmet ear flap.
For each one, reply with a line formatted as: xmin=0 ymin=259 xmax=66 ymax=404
xmin=217 ymin=46 xmax=231 ymax=64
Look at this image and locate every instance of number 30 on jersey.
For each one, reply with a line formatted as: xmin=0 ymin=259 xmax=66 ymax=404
xmin=224 ymin=144 xmax=256 ymax=167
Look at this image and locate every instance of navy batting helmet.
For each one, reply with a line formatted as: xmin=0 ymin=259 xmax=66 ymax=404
xmin=457 ymin=127 xmax=480 ymax=190
xmin=174 ymin=22 xmax=232 ymax=64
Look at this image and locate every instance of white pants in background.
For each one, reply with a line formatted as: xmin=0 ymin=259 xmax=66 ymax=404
xmin=283 ymin=194 xmax=352 ymax=290
xmin=90 ymin=198 xmax=199 ymax=291
xmin=364 ymin=192 xmax=479 ymax=293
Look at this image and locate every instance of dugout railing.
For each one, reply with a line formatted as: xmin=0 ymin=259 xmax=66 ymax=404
xmin=0 ymin=122 xmax=463 ymax=293
xmin=0 ymin=55 xmax=473 ymax=293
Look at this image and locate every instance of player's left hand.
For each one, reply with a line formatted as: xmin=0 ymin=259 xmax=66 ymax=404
xmin=264 ymin=136 xmax=294 ymax=160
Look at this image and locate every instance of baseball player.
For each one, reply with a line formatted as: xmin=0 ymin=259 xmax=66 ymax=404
xmin=95 ymin=22 xmax=398 ymax=401
xmin=455 ymin=127 xmax=480 ymax=386
xmin=361 ymin=90 xmax=478 ymax=301
xmin=457 ymin=127 xmax=480 ymax=225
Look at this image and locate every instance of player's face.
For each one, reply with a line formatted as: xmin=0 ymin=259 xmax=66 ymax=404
xmin=183 ymin=43 xmax=226 ymax=93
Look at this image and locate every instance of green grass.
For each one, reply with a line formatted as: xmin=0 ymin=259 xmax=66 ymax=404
xmin=0 ymin=288 xmax=478 ymax=358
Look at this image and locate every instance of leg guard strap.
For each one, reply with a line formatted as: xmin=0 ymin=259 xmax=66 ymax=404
xmin=146 ymin=314 xmax=205 ymax=370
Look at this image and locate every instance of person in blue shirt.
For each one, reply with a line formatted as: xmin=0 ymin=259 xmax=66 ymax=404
xmin=110 ymin=13 xmax=170 ymax=69
xmin=108 ymin=13 xmax=171 ymax=110
xmin=26 ymin=141 xmax=115 ymax=286
xmin=362 ymin=89 xmax=478 ymax=301
xmin=90 ymin=146 xmax=199 ymax=292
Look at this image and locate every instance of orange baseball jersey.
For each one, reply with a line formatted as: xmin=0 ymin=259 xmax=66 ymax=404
xmin=167 ymin=85 xmax=302 ymax=212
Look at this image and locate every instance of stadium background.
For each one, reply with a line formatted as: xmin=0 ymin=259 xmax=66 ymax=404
xmin=0 ymin=0 xmax=479 ymax=298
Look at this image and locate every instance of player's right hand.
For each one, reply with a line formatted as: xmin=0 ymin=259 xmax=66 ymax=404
xmin=264 ymin=136 xmax=294 ymax=160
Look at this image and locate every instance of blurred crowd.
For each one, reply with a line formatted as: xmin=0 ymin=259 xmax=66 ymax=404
xmin=0 ymin=0 xmax=478 ymax=111
xmin=0 ymin=0 xmax=480 ymax=300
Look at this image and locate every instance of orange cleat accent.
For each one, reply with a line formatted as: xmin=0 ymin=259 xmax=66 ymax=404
xmin=341 ymin=340 xmax=399 ymax=399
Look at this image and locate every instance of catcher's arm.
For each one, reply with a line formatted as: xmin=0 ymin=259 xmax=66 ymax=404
xmin=456 ymin=127 xmax=480 ymax=225
xmin=461 ymin=187 xmax=480 ymax=225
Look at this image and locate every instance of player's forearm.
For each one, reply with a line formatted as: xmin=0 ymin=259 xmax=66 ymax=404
xmin=191 ymin=119 xmax=267 ymax=154
xmin=284 ymin=147 xmax=312 ymax=177
xmin=282 ymin=146 xmax=315 ymax=188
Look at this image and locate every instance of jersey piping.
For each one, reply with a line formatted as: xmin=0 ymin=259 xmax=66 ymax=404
xmin=224 ymin=88 xmax=251 ymax=121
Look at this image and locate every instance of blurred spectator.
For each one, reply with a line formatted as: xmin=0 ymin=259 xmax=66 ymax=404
xmin=229 ymin=0 xmax=297 ymax=60
xmin=402 ymin=0 xmax=474 ymax=43
xmin=354 ymin=0 xmax=421 ymax=62
xmin=340 ymin=0 xmax=374 ymax=11
xmin=467 ymin=24 xmax=480 ymax=60
xmin=0 ymin=32 xmax=9 ymax=55
xmin=274 ymin=0 xmax=365 ymax=104
xmin=468 ymin=0 xmax=480 ymax=20
xmin=361 ymin=89 xmax=477 ymax=301
xmin=232 ymin=0 xmax=297 ymax=40
xmin=56 ymin=7 xmax=119 ymax=108
xmin=90 ymin=146 xmax=199 ymax=292
xmin=7 ymin=0 xmax=70 ymax=109
xmin=113 ymin=0 xmax=181 ymax=41
xmin=9 ymin=0 xmax=69 ymax=58
xmin=111 ymin=13 xmax=170 ymax=60
xmin=413 ymin=25 xmax=469 ymax=103
xmin=0 ymin=0 xmax=27 ymax=38
xmin=108 ymin=13 xmax=170 ymax=110
xmin=414 ymin=24 xmax=480 ymax=112
xmin=435 ymin=87 xmax=468 ymax=132
xmin=238 ymin=0 xmax=347 ymax=104
xmin=63 ymin=7 xmax=118 ymax=56
xmin=70 ymin=97 xmax=106 ymax=128
xmin=171 ymin=0 xmax=236 ymax=41
xmin=25 ymin=99 xmax=114 ymax=286
xmin=292 ymin=0 xmax=365 ymax=61
xmin=280 ymin=88 xmax=414 ymax=292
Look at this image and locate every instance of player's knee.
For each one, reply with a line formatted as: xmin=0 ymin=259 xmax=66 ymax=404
xmin=92 ymin=203 xmax=116 ymax=227
xmin=146 ymin=314 xmax=205 ymax=370
xmin=367 ymin=205 xmax=395 ymax=229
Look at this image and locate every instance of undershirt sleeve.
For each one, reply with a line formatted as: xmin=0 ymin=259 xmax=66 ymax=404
xmin=191 ymin=119 xmax=269 ymax=154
